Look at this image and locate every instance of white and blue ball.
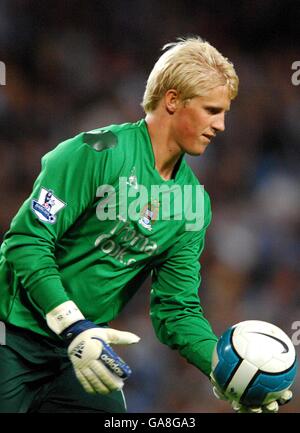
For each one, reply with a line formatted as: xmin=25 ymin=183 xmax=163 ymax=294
xmin=212 ymin=320 xmax=298 ymax=406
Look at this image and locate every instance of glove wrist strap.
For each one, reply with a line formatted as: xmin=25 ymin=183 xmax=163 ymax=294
xmin=61 ymin=319 xmax=97 ymax=341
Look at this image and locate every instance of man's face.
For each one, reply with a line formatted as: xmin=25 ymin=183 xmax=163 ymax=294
xmin=171 ymin=85 xmax=231 ymax=155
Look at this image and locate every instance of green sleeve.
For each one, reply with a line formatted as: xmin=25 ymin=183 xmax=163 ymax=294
xmin=1 ymin=132 xmax=107 ymax=315
xmin=150 ymin=193 xmax=218 ymax=377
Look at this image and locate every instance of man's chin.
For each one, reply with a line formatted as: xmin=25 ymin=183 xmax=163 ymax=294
xmin=187 ymin=145 xmax=208 ymax=156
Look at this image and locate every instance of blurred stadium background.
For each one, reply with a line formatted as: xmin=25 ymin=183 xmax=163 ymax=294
xmin=0 ymin=0 xmax=299 ymax=412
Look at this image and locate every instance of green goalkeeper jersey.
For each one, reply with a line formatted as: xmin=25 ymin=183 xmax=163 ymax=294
xmin=0 ymin=119 xmax=217 ymax=376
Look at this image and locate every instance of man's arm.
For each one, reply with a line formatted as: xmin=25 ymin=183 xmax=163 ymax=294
xmin=1 ymin=132 xmax=105 ymax=314
xmin=150 ymin=192 xmax=218 ymax=377
xmin=1 ymin=131 xmax=141 ymax=395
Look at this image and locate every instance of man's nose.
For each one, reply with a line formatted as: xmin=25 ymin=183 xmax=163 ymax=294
xmin=212 ymin=113 xmax=225 ymax=132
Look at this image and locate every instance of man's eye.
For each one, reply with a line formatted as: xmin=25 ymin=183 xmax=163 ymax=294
xmin=206 ymin=107 xmax=219 ymax=115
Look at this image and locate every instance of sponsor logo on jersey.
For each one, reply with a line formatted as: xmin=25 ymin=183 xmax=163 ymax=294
xmin=32 ymin=188 xmax=66 ymax=224
xmin=94 ymin=215 xmax=158 ymax=266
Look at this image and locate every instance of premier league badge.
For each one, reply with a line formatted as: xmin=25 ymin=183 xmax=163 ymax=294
xmin=32 ymin=188 xmax=66 ymax=224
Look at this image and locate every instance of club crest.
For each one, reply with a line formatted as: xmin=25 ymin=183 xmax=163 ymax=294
xmin=138 ymin=200 xmax=160 ymax=231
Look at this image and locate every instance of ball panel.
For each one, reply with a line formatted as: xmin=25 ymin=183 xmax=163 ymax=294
xmin=211 ymin=321 xmax=298 ymax=407
xmin=232 ymin=320 xmax=296 ymax=372
xmin=241 ymin=360 xmax=298 ymax=406
xmin=212 ymin=327 xmax=241 ymax=390
xmin=225 ymin=359 xmax=259 ymax=402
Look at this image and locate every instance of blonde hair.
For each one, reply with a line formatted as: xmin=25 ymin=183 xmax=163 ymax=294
xmin=142 ymin=36 xmax=239 ymax=113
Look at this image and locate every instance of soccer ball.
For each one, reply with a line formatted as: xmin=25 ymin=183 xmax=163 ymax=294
xmin=211 ymin=320 xmax=298 ymax=406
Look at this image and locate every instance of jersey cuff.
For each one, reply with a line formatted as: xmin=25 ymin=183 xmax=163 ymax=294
xmin=29 ymin=276 xmax=70 ymax=315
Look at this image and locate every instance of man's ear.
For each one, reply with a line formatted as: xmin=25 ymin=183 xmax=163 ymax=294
xmin=164 ymin=89 xmax=179 ymax=115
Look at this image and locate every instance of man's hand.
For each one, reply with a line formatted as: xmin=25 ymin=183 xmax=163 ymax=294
xmin=210 ymin=372 xmax=293 ymax=413
xmin=46 ymin=301 xmax=140 ymax=394
xmin=231 ymin=390 xmax=293 ymax=413
xmin=63 ymin=321 xmax=140 ymax=394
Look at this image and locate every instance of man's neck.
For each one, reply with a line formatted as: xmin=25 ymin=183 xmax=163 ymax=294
xmin=145 ymin=113 xmax=183 ymax=180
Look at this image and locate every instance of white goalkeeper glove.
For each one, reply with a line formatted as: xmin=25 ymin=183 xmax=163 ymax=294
xmin=210 ymin=372 xmax=293 ymax=413
xmin=46 ymin=301 xmax=140 ymax=394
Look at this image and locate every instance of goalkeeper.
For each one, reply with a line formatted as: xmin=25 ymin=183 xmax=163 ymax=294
xmin=0 ymin=37 xmax=291 ymax=413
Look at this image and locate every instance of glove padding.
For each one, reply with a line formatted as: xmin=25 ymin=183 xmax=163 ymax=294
xmin=210 ymin=372 xmax=293 ymax=413
xmin=63 ymin=320 xmax=140 ymax=394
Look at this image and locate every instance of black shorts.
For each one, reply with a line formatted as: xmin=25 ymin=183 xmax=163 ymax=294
xmin=0 ymin=323 xmax=126 ymax=413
